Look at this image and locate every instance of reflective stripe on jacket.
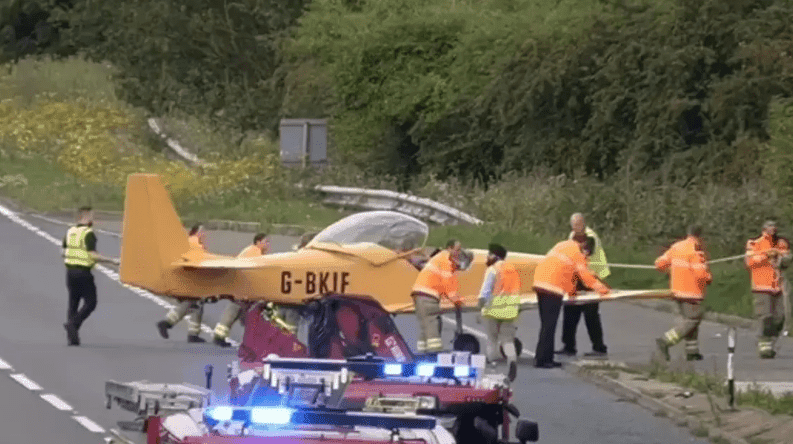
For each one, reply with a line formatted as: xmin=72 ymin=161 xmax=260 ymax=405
xmin=532 ymin=240 xmax=606 ymax=297
xmin=745 ymin=234 xmax=791 ymax=294
xmin=569 ymin=226 xmax=610 ymax=279
xmin=64 ymin=226 xmax=96 ymax=268
xmin=655 ymin=236 xmax=711 ymax=300
xmin=481 ymin=261 xmax=521 ymax=320
xmin=412 ymin=250 xmax=459 ymax=302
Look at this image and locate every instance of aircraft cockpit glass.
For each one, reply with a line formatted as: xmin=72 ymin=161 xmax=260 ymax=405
xmin=309 ymin=211 xmax=429 ymax=251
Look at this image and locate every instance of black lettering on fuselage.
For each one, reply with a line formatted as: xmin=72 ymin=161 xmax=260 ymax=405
xmin=306 ymin=271 xmax=316 ymax=294
xmin=281 ymin=271 xmax=291 ymax=294
xmin=319 ymin=272 xmax=331 ymax=293
xmin=280 ymin=271 xmax=351 ymax=295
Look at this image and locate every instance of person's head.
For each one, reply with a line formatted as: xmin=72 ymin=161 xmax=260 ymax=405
xmin=687 ymin=224 xmax=703 ymax=239
xmin=253 ymin=232 xmax=269 ymax=253
xmin=570 ymin=213 xmax=586 ymax=236
xmin=78 ymin=206 xmax=93 ymax=224
xmin=189 ymin=223 xmax=207 ymax=245
xmin=763 ymin=220 xmax=778 ymax=238
xmin=446 ymin=239 xmax=461 ymax=252
xmin=487 ymin=243 xmax=507 ymax=267
xmin=573 ymin=233 xmax=595 ymax=257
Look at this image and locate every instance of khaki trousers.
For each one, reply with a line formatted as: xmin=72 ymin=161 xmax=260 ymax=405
xmin=484 ymin=317 xmax=517 ymax=362
xmin=413 ymin=293 xmax=443 ymax=353
xmin=165 ymin=300 xmax=203 ymax=335
xmin=754 ymin=291 xmax=785 ymax=354
xmin=662 ymin=300 xmax=703 ymax=355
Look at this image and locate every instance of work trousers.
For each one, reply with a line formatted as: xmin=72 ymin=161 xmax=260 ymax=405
xmin=534 ymin=291 xmax=563 ymax=366
xmin=484 ymin=316 xmax=517 ymax=362
xmin=561 ymin=302 xmax=607 ymax=353
xmin=662 ymin=300 xmax=702 ymax=355
xmin=754 ymin=291 xmax=785 ymax=354
xmin=413 ymin=293 xmax=443 ymax=353
xmin=165 ymin=300 xmax=204 ymax=336
xmin=214 ymin=301 xmax=248 ymax=339
xmin=66 ymin=267 xmax=97 ymax=330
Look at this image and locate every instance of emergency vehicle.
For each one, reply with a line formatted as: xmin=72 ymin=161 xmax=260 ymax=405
xmin=105 ymin=352 xmax=538 ymax=444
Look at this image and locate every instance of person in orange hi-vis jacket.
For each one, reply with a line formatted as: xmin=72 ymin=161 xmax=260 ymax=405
xmin=410 ymin=239 xmax=471 ymax=355
xmin=532 ymin=236 xmax=610 ymax=369
xmin=654 ymin=225 xmax=712 ymax=361
xmin=157 ymin=224 xmax=210 ymax=343
xmin=745 ymin=220 xmax=792 ymax=358
xmin=212 ymin=232 xmax=271 ymax=347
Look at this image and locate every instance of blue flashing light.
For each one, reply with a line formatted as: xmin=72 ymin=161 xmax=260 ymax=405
xmin=384 ymin=363 xmax=402 ymax=376
xmin=208 ymin=406 xmax=233 ymax=422
xmin=251 ymin=407 xmax=294 ymax=425
xmin=454 ymin=365 xmax=471 ymax=378
xmin=416 ymin=363 xmax=435 ymax=377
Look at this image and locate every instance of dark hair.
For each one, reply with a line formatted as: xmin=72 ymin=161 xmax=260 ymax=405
xmin=446 ymin=239 xmax=459 ymax=249
xmin=189 ymin=223 xmax=203 ymax=236
xmin=254 ymin=232 xmax=267 ymax=243
xmin=488 ymin=243 xmax=507 ymax=260
xmin=78 ymin=206 xmax=92 ymax=213
xmin=687 ymin=224 xmax=702 ymax=237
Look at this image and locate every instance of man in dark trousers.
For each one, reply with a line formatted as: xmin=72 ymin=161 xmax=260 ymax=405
xmin=557 ymin=213 xmax=611 ymax=357
xmin=532 ymin=236 xmax=609 ymax=368
xmin=62 ymin=206 xmax=120 ymax=346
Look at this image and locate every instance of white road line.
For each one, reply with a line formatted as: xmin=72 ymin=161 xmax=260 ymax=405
xmin=0 ymin=203 xmax=240 ymax=347
xmin=73 ymin=415 xmax=106 ymax=433
xmin=10 ymin=373 xmax=42 ymax=391
xmin=0 ymin=357 xmax=12 ymax=370
xmin=40 ymin=393 xmax=73 ymax=411
xmin=441 ymin=315 xmax=537 ymax=357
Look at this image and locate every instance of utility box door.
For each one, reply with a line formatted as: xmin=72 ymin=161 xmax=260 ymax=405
xmin=279 ymin=119 xmax=328 ymax=167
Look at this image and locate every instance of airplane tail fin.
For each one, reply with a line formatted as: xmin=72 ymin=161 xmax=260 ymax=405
xmin=119 ymin=174 xmax=189 ymax=294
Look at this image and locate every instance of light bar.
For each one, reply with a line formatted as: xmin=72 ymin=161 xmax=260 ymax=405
xmin=259 ymin=354 xmax=483 ymax=381
xmin=251 ymin=407 xmax=294 ymax=425
xmin=203 ymin=405 xmax=438 ymax=430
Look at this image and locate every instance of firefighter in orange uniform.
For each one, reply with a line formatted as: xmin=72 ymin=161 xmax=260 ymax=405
xmin=745 ymin=220 xmax=791 ymax=358
xmin=532 ymin=236 xmax=610 ymax=368
xmin=212 ymin=232 xmax=270 ymax=347
xmin=411 ymin=239 xmax=467 ymax=355
xmin=157 ymin=224 xmax=209 ymax=342
xmin=655 ymin=225 xmax=712 ymax=361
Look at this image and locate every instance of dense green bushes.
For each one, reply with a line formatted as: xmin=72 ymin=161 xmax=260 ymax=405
xmin=42 ymin=0 xmax=308 ymax=134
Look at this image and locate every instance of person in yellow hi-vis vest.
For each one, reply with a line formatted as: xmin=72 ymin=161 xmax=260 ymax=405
xmin=478 ymin=243 xmax=521 ymax=382
xmin=212 ymin=232 xmax=270 ymax=347
xmin=557 ymin=213 xmax=611 ymax=358
xmin=62 ymin=206 xmax=120 ymax=346
xmin=157 ymin=223 xmax=209 ymax=343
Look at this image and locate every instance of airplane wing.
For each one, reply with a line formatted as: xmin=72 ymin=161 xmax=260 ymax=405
xmin=384 ymin=289 xmax=674 ymax=314
xmin=170 ymin=249 xmax=275 ymax=269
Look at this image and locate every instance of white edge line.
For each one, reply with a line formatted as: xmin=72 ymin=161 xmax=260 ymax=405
xmin=40 ymin=393 xmax=73 ymax=411
xmin=10 ymin=373 xmax=42 ymax=391
xmin=0 ymin=357 xmax=12 ymax=370
xmin=0 ymin=203 xmax=241 ymax=347
xmin=73 ymin=415 xmax=106 ymax=433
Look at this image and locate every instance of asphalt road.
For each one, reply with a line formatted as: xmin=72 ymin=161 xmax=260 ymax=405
xmin=0 ymin=210 xmax=710 ymax=444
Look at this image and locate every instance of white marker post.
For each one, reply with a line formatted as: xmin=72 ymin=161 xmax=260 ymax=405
xmin=727 ymin=327 xmax=736 ymax=408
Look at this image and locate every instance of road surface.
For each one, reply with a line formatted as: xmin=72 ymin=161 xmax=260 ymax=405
xmin=0 ymin=209 xmax=709 ymax=444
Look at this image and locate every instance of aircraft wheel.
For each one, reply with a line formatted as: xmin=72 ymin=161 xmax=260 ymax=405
xmin=453 ymin=333 xmax=480 ymax=354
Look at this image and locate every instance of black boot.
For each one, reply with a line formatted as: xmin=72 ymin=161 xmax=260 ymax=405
xmin=156 ymin=320 xmax=171 ymax=339
xmin=64 ymin=323 xmax=79 ymax=346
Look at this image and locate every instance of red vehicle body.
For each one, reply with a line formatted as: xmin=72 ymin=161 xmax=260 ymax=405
xmin=225 ymin=294 xmax=519 ymax=444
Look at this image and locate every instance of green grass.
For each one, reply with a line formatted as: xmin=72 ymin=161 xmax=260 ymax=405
xmin=0 ymin=149 xmax=350 ymax=228
xmin=645 ymin=362 xmax=793 ymax=416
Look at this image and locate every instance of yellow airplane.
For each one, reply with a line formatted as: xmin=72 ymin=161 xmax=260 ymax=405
xmin=119 ymin=173 xmax=672 ymax=314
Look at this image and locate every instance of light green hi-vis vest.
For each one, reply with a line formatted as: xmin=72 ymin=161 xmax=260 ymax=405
xmin=64 ymin=226 xmax=96 ymax=268
xmin=569 ymin=226 xmax=611 ymax=279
